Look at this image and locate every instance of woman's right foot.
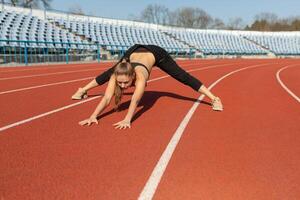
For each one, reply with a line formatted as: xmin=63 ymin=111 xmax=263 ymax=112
xmin=71 ymin=88 xmax=88 ymax=100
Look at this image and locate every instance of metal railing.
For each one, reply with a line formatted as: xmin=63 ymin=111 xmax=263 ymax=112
xmin=0 ymin=40 xmax=99 ymax=65
xmin=0 ymin=39 xmax=196 ymax=66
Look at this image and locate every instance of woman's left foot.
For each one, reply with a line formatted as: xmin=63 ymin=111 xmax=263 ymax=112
xmin=71 ymin=88 xmax=88 ymax=100
xmin=212 ymin=97 xmax=223 ymax=111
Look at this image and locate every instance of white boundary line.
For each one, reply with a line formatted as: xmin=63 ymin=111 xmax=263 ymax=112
xmin=138 ymin=63 xmax=270 ymax=200
xmin=0 ymin=97 xmax=99 ymax=132
xmin=0 ymin=61 xmax=202 ymax=81
xmin=0 ymin=63 xmax=231 ymax=132
xmin=0 ymin=76 xmax=94 ymax=95
xmin=0 ymin=63 xmax=229 ymax=95
xmin=276 ymin=64 xmax=300 ymax=103
xmin=0 ymin=67 xmax=110 ymax=81
xmin=0 ymin=60 xmax=214 ymax=73
xmin=0 ymin=63 xmax=110 ymax=73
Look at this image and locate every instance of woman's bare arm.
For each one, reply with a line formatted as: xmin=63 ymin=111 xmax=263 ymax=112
xmin=113 ymin=74 xmax=146 ymax=129
xmin=79 ymin=75 xmax=116 ymax=126
xmin=125 ymin=76 xmax=146 ymax=121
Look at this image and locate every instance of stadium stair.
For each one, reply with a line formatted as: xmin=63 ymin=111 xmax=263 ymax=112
xmin=242 ymin=36 xmax=276 ymax=57
xmin=48 ymin=18 xmax=112 ymax=59
xmin=160 ymin=30 xmax=204 ymax=56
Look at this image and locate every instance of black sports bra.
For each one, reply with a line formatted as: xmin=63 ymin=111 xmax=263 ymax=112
xmin=120 ymin=46 xmax=152 ymax=76
xmin=131 ymin=62 xmax=150 ymax=75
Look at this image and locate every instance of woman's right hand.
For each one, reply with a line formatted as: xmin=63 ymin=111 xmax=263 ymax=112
xmin=79 ymin=117 xmax=98 ymax=126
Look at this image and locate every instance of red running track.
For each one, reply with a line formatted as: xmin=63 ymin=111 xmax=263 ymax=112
xmin=0 ymin=59 xmax=299 ymax=200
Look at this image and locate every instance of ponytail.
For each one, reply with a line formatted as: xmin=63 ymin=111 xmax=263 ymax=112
xmin=114 ymin=84 xmax=123 ymax=111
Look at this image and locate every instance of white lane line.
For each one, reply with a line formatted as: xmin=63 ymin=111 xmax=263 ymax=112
xmin=0 ymin=77 xmax=94 ymax=95
xmin=0 ymin=63 xmax=232 ymax=132
xmin=0 ymin=63 xmax=111 ymax=73
xmin=138 ymin=63 xmax=269 ymax=200
xmin=0 ymin=67 xmax=109 ymax=81
xmin=276 ymin=64 xmax=300 ymax=103
xmin=0 ymin=97 xmax=99 ymax=132
xmin=0 ymin=63 xmax=229 ymax=95
xmin=0 ymin=61 xmax=214 ymax=73
xmin=0 ymin=61 xmax=196 ymax=80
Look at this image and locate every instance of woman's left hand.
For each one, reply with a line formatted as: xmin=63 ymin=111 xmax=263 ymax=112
xmin=113 ymin=119 xmax=131 ymax=129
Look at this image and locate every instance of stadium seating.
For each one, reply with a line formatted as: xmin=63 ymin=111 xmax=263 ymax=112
xmin=164 ymin=29 xmax=267 ymax=55
xmin=52 ymin=17 xmax=190 ymax=52
xmin=1 ymin=6 xmax=300 ymax=56
xmin=0 ymin=10 xmax=85 ymax=49
xmin=240 ymin=32 xmax=300 ymax=55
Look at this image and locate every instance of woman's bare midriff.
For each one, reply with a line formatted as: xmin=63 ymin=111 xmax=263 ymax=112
xmin=130 ymin=52 xmax=156 ymax=79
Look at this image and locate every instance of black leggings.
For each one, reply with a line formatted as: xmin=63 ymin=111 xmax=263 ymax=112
xmin=155 ymin=53 xmax=203 ymax=91
xmin=95 ymin=50 xmax=203 ymax=91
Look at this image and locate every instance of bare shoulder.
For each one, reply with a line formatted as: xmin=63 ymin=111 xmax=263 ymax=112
xmin=134 ymin=68 xmax=148 ymax=81
xmin=132 ymin=72 xmax=145 ymax=88
xmin=109 ymin=74 xmax=116 ymax=80
xmin=106 ymin=74 xmax=116 ymax=89
xmin=135 ymin=71 xmax=147 ymax=81
xmin=104 ymin=74 xmax=116 ymax=98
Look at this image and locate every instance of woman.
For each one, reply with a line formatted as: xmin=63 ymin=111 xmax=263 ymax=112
xmin=73 ymin=44 xmax=223 ymax=129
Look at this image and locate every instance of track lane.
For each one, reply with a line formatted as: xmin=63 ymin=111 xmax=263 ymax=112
xmin=0 ymin=63 xmax=112 ymax=78
xmin=0 ymin=59 xmax=271 ymax=92
xmin=0 ymin=62 xmax=110 ymax=73
xmin=0 ymin=61 xmax=242 ymax=200
xmin=1 ymin=59 xmax=295 ymax=200
xmin=0 ymin=59 xmax=226 ymax=74
xmin=153 ymin=61 xmax=300 ymax=200
xmin=0 ymin=62 xmax=233 ymax=129
xmin=0 ymin=64 xmax=166 ymax=127
xmin=276 ymin=64 xmax=300 ymax=102
xmin=0 ymin=60 xmax=213 ymax=78
xmin=0 ymin=62 xmax=208 ymax=93
xmin=0 ymin=65 xmax=112 ymax=91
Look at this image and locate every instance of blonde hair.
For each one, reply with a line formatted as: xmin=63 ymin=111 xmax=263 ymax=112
xmin=114 ymin=60 xmax=135 ymax=110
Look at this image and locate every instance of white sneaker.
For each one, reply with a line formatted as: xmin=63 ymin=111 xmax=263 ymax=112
xmin=71 ymin=88 xmax=88 ymax=100
xmin=212 ymin=97 xmax=223 ymax=111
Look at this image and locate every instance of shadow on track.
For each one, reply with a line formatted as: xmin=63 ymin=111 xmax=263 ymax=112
xmin=97 ymin=90 xmax=210 ymax=123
